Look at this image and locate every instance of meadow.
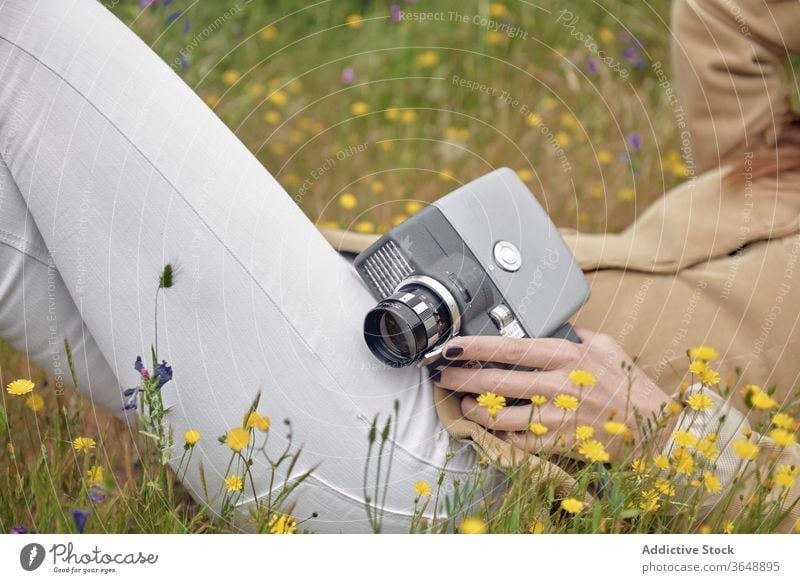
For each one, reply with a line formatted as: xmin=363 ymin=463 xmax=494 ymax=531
xmin=1 ymin=0 xmax=799 ymax=534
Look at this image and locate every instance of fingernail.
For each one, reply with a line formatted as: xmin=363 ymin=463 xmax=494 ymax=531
xmin=429 ymin=369 xmax=442 ymax=383
xmin=444 ymin=345 xmax=463 ymax=358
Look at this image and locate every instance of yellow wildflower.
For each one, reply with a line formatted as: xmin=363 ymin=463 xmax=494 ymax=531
xmin=689 ymin=360 xmax=720 ymax=385
xmin=769 ymin=428 xmax=796 ymax=448
xmin=268 ymin=90 xmax=288 ymax=107
xmin=774 ymin=465 xmax=798 ymax=489
xmin=688 ymin=345 xmax=718 ymax=362
xmin=350 ymin=101 xmax=369 ymax=116
xmin=415 ymin=51 xmax=439 ymax=68
xmin=553 ymin=394 xmax=579 ymax=411
xmin=404 ymin=201 xmax=423 ymax=214
xmin=25 ymin=393 xmax=44 ymax=413
xmin=568 ymin=369 xmax=597 ymax=388
xmin=6 ymin=379 xmax=35 ymax=396
xmin=72 ymin=437 xmax=96 ymax=454
xmin=772 ymin=412 xmax=796 ymax=430
xmin=703 ymin=471 xmax=722 ymax=494
xmin=732 ymin=439 xmax=759 ymax=460
xmin=414 ymin=481 xmax=432 ymax=497
xmin=597 ymin=27 xmax=615 ymax=44
xmin=723 ymin=521 xmax=734 ymax=534
xmin=225 ymin=427 xmax=250 ymax=453
xmin=400 ymin=110 xmax=418 ymax=124
xmin=673 ymin=430 xmax=698 ymax=448
xmin=530 ymin=395 xmax=548 ymax=407
xmin=574 ymin=425 xmax=594 ymax=441
xmin=224 ymin=475 xmax=244 ymax=492
xmin=243 ymin=411 xmax=270 ymax=432
xmin=516 ymin=169 xmax=533 ymax=182
xmin=639 ymin=490 xmax=661 ymax=512
xmin=653 ymin=454 xmax=670 ymax=470
xmin=603 ymin=420 xmax=627 ymax=436
xmin=577 ymin=439 xmax=609 ymax=463
xmin=259 ymin=26 xmax=277 ymax=41
xmin=526 ymin=112 xmax=542 ymax=127
xmin=370 ymin=181 xmax=385 ymax=194
xmin=339 ymin=193 xmax=358 ymax=209
xmin=529 ymin=521 xmax=545 ymax=534
xmin=529 ymin=422 xmax=548 ymax=436
xmin=631 ymin=458 xmax=647 ymax=475
xmin=221 ymin=70 xmax=240 ymax=86
xmin=269 ymin=513 xmax=297 ymax=534
xmin=345 ymin=14 xmax=363 ymax=29
xmin=489 ymin=2 xmax=508 ymax=18
xmin=354 ymin=221 xmax=375 ymax=234
xmin=618 ymin=188 xmax=635 ymax=202
xmin=263 ymin=110 xmax=281 ymax=125
xmin=86 ymin=465 xmax=104 ymax=486
xmin=476 ymin=392 xmax=506 ymax=419
xmin=751 ymin=390 xmax=779 ymax=410
xmin=597 ymin=149 xmax=613 ymax=164
xmin=554 ymin=132 xmax=571 ymax=147
xmin=687 ymin=393 xmax=714 ymax=411
xmin=696 ymin=435 xmax=720 ymax=461
xmin=459 ymin=516 xmax=488 ymax=534
xmin=184 ymin=429 xmax=201 ymax=446
xmin=672 ymin=447 xmax=695 ymax=475
xmin=560 ymin=498 xmax=584 ymax=514
xmin=655 ymin=477 xmax=675 ymax=497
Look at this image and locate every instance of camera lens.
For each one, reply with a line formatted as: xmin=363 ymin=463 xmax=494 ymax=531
xmin=363 ymin=276 xmax=461 ymax=367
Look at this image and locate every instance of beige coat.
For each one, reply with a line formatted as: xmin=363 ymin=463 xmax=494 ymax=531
xmin=319 ymin=0 xmax=800 ymax=533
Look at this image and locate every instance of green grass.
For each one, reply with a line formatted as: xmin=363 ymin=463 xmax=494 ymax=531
xmin=1 ymin=0 xmax=799 ymax=534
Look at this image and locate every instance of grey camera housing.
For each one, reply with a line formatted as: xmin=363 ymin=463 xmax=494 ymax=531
xmin=354 ymin=167 xmax=590 ymax=365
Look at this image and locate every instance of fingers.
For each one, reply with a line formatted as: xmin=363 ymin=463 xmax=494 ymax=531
xmin=437 ymin=365 xmax=562 ymax=398
xmin=441 ymin=335 xmax=580 ymax=369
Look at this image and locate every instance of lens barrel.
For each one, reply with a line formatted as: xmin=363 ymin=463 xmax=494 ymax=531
xmin=363 ymin=277 xmax=460 ymax=367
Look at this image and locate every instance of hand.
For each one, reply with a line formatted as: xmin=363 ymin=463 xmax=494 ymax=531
xmin=433 ymin=328 xmax=674 ymax=463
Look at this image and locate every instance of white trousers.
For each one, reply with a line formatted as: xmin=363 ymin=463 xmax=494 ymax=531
xmin=0 ymin=0 xmax=481 ymax=532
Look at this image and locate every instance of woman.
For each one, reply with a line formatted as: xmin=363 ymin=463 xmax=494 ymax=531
xmin=0 ymin=0 xmax=797 ymax=533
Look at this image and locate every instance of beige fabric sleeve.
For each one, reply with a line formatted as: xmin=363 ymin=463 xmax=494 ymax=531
xmin=663 ymin=383 xmax=800 ymax=532
xmin=672 ymin=0 xmax=800 ymax=174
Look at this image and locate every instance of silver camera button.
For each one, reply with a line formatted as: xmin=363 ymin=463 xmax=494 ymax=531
xmin=493 ymin=240 xmax=522 ymax=272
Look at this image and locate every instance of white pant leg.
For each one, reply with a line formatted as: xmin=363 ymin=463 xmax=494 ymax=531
xmin=0 ymin=150 xmax=125 ymax=413
xmin=0 ymin=0 xmax=481 ymax=533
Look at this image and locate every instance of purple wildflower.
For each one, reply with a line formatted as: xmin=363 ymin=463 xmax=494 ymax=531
xmin=10 ymin=525 xmax=28 ymax=534
xmin=391 ymin=4 xmax=402 ymax=22
xmin=139 ymin=0 xmax=159 ymax=8
xmin=122 ymin=387 xmax=139 ymax=411
xmin=166 ymin=11 xmax=181 ymax=26
xmin=586 ymin=58 xmax=598 ymax=75
xmin=71 ymin=509 xmax=89 ymax=534
xmin=622 ymin=46 xmax=646 ymax=69
xmin=341 ymin=67 xmax=355 ymax=85
xmin=88 ymin=486 xmax=106 ymax=504
xmin=182 ymin=17 xmax=192 ymax=35
xmin=154 ymin=361 xmax=173 ymax=389
xmin=628 ymin=131 xmax=642 ymax=150
xmin=134 ymin=356 xmax=150 ymax=380
xmin=180 ymin=52 xmax=190 ymax=71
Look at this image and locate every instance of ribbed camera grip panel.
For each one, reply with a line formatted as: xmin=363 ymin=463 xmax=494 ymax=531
xmin=361 ymin=240 xmax=414 ymax=298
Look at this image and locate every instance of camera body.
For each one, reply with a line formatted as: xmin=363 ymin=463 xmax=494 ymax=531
xmin=354 ymin=167 xmax=590 ymax=370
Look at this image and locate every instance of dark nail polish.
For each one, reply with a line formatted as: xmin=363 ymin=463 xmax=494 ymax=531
xmin=444 ymin=345 xmax=463 ymax=358
xmin=429 ymin=369 xmax=442 ymax=382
